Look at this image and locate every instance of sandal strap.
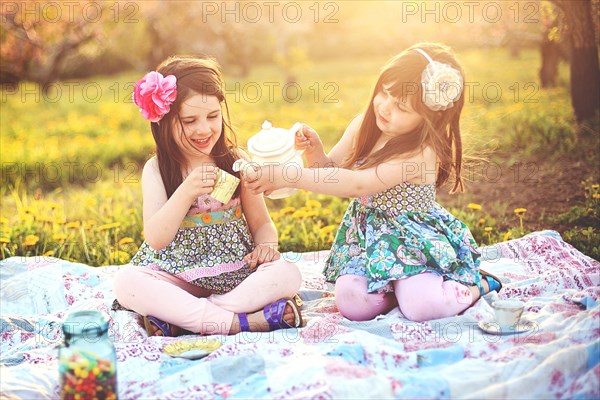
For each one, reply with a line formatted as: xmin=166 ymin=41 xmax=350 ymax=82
xmin=238 ymin=313 xmax=250 ymax=332
xmin=485 ymin=275 xmax=501 ymax=292
xmin=476 ymin=270 xmax=503 ymax=297
xmin=146 ymin=316 xmax=173 ymax=336
xmin=475 ymin=281 xmax=486 ymax=297
xmin=264 ymin=299 xmax=290 ymax=330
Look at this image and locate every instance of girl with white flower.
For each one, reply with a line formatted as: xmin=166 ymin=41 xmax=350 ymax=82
xmin=114 ymin=55 xmax=303 ymax=336
xmin=244 ymin=43 xmax=502 ymax=322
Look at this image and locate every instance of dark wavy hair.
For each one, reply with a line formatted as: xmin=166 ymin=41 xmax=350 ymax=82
xmin=148 ymin=55 xmax=240 ymax=198
xmin=343 ymin=43 xmax=466 ymax=193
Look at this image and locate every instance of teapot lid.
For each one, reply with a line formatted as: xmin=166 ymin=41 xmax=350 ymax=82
xmin=247 ymin=120 xmax=294 ymax=156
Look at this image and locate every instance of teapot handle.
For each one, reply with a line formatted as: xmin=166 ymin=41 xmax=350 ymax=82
xmin=289 ymin=122 xmax=305 ymax=155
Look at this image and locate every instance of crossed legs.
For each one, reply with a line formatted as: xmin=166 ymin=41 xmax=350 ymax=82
xmin=114 ymin=259 xmax=302 ymax=335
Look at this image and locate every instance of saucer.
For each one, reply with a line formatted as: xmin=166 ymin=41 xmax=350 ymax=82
xmin=162 ymin=339 xmax=221 ymax=360
xmin=478 ymin=318 xmax=537 ymax=335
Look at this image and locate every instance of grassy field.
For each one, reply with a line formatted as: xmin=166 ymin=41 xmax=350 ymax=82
xmin=1 ymin=48 xmax=598 ymax=265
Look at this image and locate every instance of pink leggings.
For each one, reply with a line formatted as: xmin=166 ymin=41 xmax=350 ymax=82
xmin=335 ymin=273 xmax=474 ymax=322
xmin=113 ymin=259 xmax=302 ymax=335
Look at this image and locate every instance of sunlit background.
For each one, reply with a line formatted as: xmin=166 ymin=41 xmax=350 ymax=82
xmin=2 ymin=1 xmax=580 ymax=80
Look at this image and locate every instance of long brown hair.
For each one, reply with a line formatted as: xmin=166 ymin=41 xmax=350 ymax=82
xmin=148 ymin=55 xmax=240 ymax=198
xmin=343 ymin=43 xmax=465 ymax=193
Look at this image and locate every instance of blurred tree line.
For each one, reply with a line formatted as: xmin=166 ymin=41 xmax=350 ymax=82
xmin=1 ymin=0 xmax=598 ymax=121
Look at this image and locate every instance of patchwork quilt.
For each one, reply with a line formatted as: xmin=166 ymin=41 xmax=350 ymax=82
xmin=1 ymin=231 xmax=599 ymax=399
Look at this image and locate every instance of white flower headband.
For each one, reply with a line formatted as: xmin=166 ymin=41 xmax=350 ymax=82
xmin=414 ymin=48 xmax=463 ymax=111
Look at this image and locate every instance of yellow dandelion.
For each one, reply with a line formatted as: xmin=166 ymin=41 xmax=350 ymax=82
xmin=47 ymin=202 xmax=61 ymax=210
xmin=84 ymin=198 xmax=97 ymax=208
xmin=23 ymin=235 xmax=39 ymax=246
xmin=66 ymin=221 xmax=81 ymax=229
xmin=319 ymin=225 xmax=337 ymax=235
xmin=321 ymin=209 xmax=333 ymax=215
xmin=292 ymin=210 xmax=307 ymax=219
xmin=36 ymin=215 xmax=55 ymax=223
xmin=111 ymin=250 xmax=131 ymax=265
xmin=84 ymin=220 xmax=97 ymax=230
xmin=52 ymin=233 xmax=67 ymax=242
xmin=502 ymin=231 xmax=512 ymax=241
xmin=23 ymin=207 xmax=36 ymax=214
xmin=478 ymin=218 xmax=485 ymax=225
xmin=514 ymin=208 xmax=527 ymax=231
xmin=97 ymin=222 xmax=121 ymax=231
xmin=43 ymin=250 xmax=55 ymax=257
xmin=0 ymin=217 xmax=9 ymax=225
xmin=279 ymin=207 xmax=296 ymax=215
xmin=305 ymin=200 xmax=322 ymax=209
xmin=55 ymin=216 xmax=67 ymax=224
xmin=593 ymin=194 xmax=600 ymax=199
xmin=0 ymin=237 xmax=10 ymax=244
xmin=118 ymin=237 xmax=135 ymax=246
xmin=269 ymin=212 xmax=280 ymax=221
xmin=467 ymin=203 xmax=482 ymax=211
xmin=592 ymin=184 xmax=599 ymax=189
xmin=484 ymin=227 xmax=493 ymax=232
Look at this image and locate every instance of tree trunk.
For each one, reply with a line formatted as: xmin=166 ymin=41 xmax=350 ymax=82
xmin=539 ymin=38 xmax=561 ymax=87
xmin=553 ymin=0 xmax=600 ymax=122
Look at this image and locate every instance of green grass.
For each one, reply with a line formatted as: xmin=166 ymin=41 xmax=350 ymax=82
xmin=552 ymin=179 xmax=600 ymax=260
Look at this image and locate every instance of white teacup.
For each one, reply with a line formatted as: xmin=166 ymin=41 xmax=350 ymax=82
xmin=491 ymin=299 xmax=524 ymax=329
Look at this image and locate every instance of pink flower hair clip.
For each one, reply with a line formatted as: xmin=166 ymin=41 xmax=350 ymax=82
xmin=132 ymin=71 xmax=177 ymax=122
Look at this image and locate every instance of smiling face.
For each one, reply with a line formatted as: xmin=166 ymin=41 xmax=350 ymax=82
xmin=372 ymin=86 xmax=424 ymax=138
xmin=173 ymin=93 xmax=223 ymax=164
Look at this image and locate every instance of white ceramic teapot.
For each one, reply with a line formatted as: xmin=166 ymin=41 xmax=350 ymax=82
xmin=234 ymin=120 xmax=304 ymax=199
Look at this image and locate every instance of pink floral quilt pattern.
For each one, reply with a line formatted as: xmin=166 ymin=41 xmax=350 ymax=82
xmin=1 ymin=231 xmax=598 ymax=399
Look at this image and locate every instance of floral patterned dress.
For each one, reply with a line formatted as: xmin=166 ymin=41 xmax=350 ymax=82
xmin=323 ymin=182 xmax=482 ymax=293
xmin=130 ymin=194 xmax=254 ymax=294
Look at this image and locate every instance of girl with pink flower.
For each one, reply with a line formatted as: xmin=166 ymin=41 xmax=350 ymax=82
xmin=114 ymin=56 xmax=302 ymax=336
xmin=244 ymin=43 xmax=502 ymax=322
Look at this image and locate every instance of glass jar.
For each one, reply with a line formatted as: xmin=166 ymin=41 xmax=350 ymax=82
xmin=58 ymin=310 xmax=118 ymax=400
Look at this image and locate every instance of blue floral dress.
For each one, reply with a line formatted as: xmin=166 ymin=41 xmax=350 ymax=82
xmin=323 ymin=182 xmax=482 ymax=293
xmin=130 ymin=194 xmax=255 ymax=294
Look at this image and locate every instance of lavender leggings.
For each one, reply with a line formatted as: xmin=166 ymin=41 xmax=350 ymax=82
xmin=335 ymin=273 xmax=474 ymax=322
xmin=113 ymin=259 xmax=302 ymax=335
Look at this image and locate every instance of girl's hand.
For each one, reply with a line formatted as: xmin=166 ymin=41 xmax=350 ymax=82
xmin=244 ymin=243 xmax=281 ymax=269
xmin=242 ymin=164 xmax=285 ymax=197
xmin=181 ymin=165 xmax=218 ymax=200
xmin=295 ymin=124 xmax=324 ymax=155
